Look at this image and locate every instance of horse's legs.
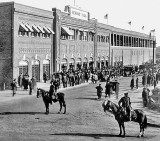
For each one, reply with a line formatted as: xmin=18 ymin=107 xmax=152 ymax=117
xmin=45 ymin=102 xmax=49 ymax=114
xmin=138 ymin=123 xmax=143 ymax=138
xmin=58 ymin=101 xmax=62 ymax=114
xmin=118 ymin=122 xmax=122 ymax=136
xmin=63 ymin=101 xmax=66 ymax=114
xmin=121 ymin=122 xmax=125 ymax=138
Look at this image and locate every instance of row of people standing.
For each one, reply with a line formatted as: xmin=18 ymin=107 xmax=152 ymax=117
xmin=95 ymin=77 xmax=120 ymax=100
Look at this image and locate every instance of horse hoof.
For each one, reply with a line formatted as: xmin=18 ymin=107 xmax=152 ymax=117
xmin=122 ymin=135 xmax=125 ymax=138
xmin=58 ymin=112 xmax=60 ymax=114
xmin=63 ymin=112 xmax=66 ymax=114
xmin=137 ymin=135 xmax=141 ymax=138
xmin=141 ymin=135 xmax=144 ymax=137
xmin=118 ymin=134 xmax=121 ymax=137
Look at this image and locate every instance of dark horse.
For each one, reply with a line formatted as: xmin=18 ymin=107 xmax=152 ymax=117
xmin=102 ymin=100 xmax=147 ymax=138
xmin=37 ymin=88 xmax=66 ymax=114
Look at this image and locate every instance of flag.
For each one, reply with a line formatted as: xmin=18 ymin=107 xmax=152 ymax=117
xmin=104 ymin=14 xmax=108 ymax=19
xmin=128 ymin=21 xmax=131 ymax=25
xmin=142 ymin=26 xmax=144 ymax=30
xmin=149 ymin=29 xmax=155 ymax=38
xmin=150 ymin=29 xmax=155 ymax=33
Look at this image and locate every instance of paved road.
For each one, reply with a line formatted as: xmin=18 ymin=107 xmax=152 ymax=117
xmin=0 ymin=77 xmax=160 ymax=141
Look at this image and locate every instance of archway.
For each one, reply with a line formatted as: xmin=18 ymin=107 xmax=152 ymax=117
xmin=83 ymin=57 xmax=88 ymax=69
xmin=76 ymin=58 xmax=82 ymax=70
xmin=19 ymin=60 xmax=28 ymax=75
xmin=69 ymin=58 xmax=75 ymax=71
xmin=101 ymin=57 xmax=105 ymax=69
xmin=43 ymin=59 xmax=50 ymax=80
xmin=96 ymin=57 xmax=100 ymax=69
xmin=61 ymin=58 xmax=68 ymax=72
xmin=32 ymin=60 xmax=40 ymax=82
xmin=89 ymin=57 xmax=94 ymax=69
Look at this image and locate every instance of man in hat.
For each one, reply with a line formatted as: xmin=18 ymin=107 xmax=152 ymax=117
xmin=118 ymin=92 xmax=131 ymax=121
xmin=11 ymin=79 xmax=17 ymax=96
xmin=95 ymin=84 xmax=103 ymax=99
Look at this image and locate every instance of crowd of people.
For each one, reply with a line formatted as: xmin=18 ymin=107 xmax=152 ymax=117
xmin=10 ymin=73 xmax=37 ymax=96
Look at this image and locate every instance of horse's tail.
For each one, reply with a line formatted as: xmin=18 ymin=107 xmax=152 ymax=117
xmin=143 ymin=115 xmax=147 ymax=129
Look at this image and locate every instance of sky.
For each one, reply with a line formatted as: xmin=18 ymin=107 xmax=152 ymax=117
xmin=1 ymin=0 xmax=160 ymax=46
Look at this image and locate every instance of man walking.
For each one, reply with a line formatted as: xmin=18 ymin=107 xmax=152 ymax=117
xmin=11 ymin=79 xmax=17 ymax=96
xmin=95 ymin=84 xmax=103 ymax=100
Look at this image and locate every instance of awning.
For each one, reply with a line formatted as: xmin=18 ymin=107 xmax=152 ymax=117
xmin=43 ymin=60 xmax=50 ymax=64
xmin=19 ymin=60 xmax=28 ymax=66
xmin=37 ymin=25 xmax=45 ymax=33
xmin=69 ymin=58 xmax=75 ymax=64
xmin=43 ymin=26 xmax=51 ymax=34
xmin=61 ymin=58 xmax=67 ymax=64
xmin=83 ymin=58 xmax=88 ymax=63
xmin=61 ymin=26 xmax=74 ymax=36
xmin=76 ymin=58 xmax=82 ymax=63
xmin=25 ymin=23 xmax=34 ymax=32
xmin=19 ymin=23 xmax=29 ymax=32
xmin=32 ymin=25 xmax=40 ymax=33
xmin=47 ymin=26 xmax=55 ymax=34
xmin=89 ymin=57 xmax=93 ymax=62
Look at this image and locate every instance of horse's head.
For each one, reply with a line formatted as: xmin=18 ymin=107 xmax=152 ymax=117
xmin=102 ymin=100 xmax=112 ymax=112
xmin=37 ymin=88 xmax=42 ymax=98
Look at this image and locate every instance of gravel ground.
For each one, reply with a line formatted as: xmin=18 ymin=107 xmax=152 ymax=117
xmin=0 ymin=79 xmax=160 ymax=141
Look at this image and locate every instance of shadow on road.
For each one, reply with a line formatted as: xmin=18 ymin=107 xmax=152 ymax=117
xmin=50 ymin=133 xmax=138 ymax=138
xmin=0 ymin=112 xmax=47 ymax=115
xmin=74 ymin=97 xmax=98 ymax=101
xmin=147 ymin=123 xmax=160 ymax=128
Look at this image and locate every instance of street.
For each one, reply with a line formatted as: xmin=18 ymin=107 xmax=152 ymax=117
xmin=0 ymin=77 xmax=160 ymax=141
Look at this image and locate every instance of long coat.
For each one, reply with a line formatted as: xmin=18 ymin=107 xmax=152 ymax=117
xmin=105 ymin=82 xmax=112 ymax=95
xmin=130 ymin=78 xmax=134 ymax=88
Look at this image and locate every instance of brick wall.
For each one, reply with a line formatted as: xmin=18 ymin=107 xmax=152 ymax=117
xmin=0 ymin=3 xmax=13 ymax=90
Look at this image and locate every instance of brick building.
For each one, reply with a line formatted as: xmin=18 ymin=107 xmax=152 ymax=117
xmin=0 ymin=2 xmax=54 ymax=90
xmin=52 ymin=5 xmax=155 ymax=72
xmin=0 ymin=2 xmax=155 ymax=90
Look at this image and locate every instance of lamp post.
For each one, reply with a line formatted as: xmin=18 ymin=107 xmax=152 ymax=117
xmin=150 ymin=29 xmax=156 ymax=87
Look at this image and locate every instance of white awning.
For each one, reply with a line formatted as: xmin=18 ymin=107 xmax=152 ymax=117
xmin=43 ymin=26 xmax=51 ymax=34
xmin=61 ymin=26 xmax=74 ymax=36
xmin=19 ymin=23 xmax=29 ymax=32
xmin=32 ymin=60 xmax=40 ymax=65
xmin=37 ymin=25 xmax=45 ymax=33
xmin=19 ymin=61 xmax=28 ymax=66
xmin=25 ymin=23 xmax=34 ymax=32
xmin=43 ymin=60 xmax=50 ymax=64
xmin=32 ymin=24 xmax=40 ymax=33
xmin=47 ymin=26 xmax=55 ymax=34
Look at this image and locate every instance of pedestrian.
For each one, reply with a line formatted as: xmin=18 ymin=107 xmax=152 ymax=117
xmin=28 ymin=78 xmax=34 ymax=95
xmin=130 ymin=76 xmax=134 ymax=89
xmin=43 ymin=72 xmax=47 ymax=83
xmin=142 ymin=87 xmax=150 ymax=107
xmin=11 ymin=79 xmax=17 ymax=96
xmin=136 ymin=76 xmax=139 ymax=89
xmin=105 ymin=80 xmax=112 ymax=98
xmin=18 ymin=73 xmax=23 ymax=89
xmin=95 ymin=84 xmax=103 ymax=99
xmin=32 ymin=76 xmax=37 ymax=92
xmin=115 ymin=80 xmax=120 ymax=99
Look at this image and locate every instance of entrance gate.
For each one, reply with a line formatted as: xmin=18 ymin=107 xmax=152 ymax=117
xmin=43 ymin=60 xmax=50 ymax=80
xmin=32 ymin=60 xmax=40 ymax=82
xmin=19 ymin=60 xmax=28 ymax=75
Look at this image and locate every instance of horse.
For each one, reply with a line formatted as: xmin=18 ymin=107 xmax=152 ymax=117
xmin=37 ymin=88 xmax=66 ymax=114
xmin=102 ymin=100 xmax=147 ymax=138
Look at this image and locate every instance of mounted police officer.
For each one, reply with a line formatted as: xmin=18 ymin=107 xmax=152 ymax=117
xmin=118 ymin=92 xmax=131 ymax=121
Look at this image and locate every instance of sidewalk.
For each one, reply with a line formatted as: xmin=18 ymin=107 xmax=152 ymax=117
xmin=109 ymin=82 xmax=160 ymax=126
xmin=0 ymin=81 xmax=90 ymax=103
